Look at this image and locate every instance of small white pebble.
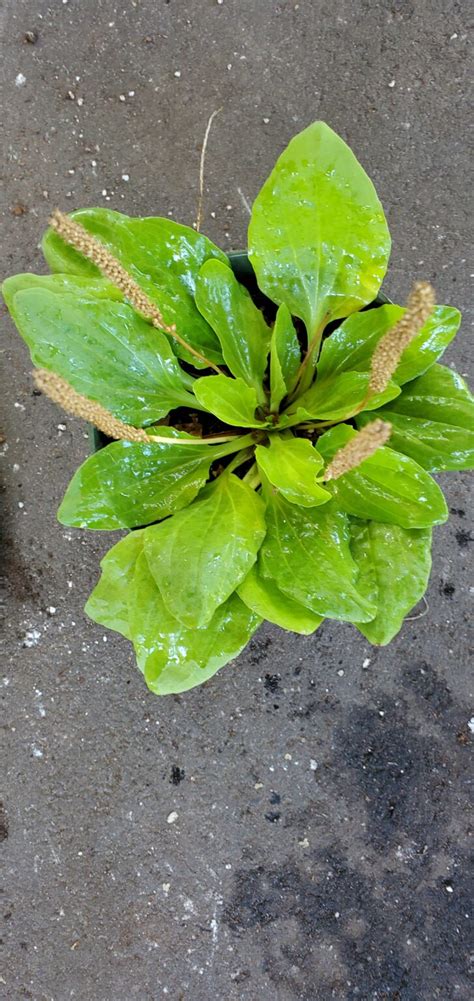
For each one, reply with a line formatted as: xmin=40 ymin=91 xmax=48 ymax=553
xmin=450 ymin=32 xmax=458 ymax=39
xmin=128 ymin=90 xmax=135 ymax=97
xmin=16 ymin=73 xmax=26 ymax=87
xmin=284 ymin=753 xmax=292 ymax=761
xmin=57 ymin=423 xmax=67 ymax=431
xmin=101 ymin=189 xmax=107 ymax=196
xmin=167 ymin=811 xmax=178 ymax=824
xmin=263 ymin=117 xmax=270 ymax=124
xmin=46 ymin=606 xmax=57 ymax=616
xmin=337 ymin=669 xmax=344 ymax=677
xmin=362 ymin=657 xmax=371 ymax=668
xmin=77 ymin=97 xmax=84 ymax=107
xmin=121 ymin=173 xmax=130 ymax=182
xmin=388 ymin=79 xmax=396 ymax=88
xmin=468 ymin=718 xmax=474 ymax=735
xmin=174 ymin=70 xmax=181 ymax=78
xmin=254 ymin=782 xmax=263 ymax=790
xmin=310 ymin=759 xmax=318 ymax=771
xmin=298 ymin=837 xmax=309 ymax=848
xmin=446 ymin=885 xmax=453 ymax=893
xmin=13 ymin=463 xmax=20 ymax=472
xmin=162 ymin=883 xmax=170 ymax=895
xmin=18 ymin=502 xmax=24 ymax=509
xmin=119 ymin=94 xmax=126 ymax=102
xmin=335 ymin=911 xmax=340 ymax=918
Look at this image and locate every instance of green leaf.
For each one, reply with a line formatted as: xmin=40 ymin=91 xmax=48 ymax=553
xmin=6 ymin=284 xmax=199 ymax=425
xmin=362 ymin=364 xmax=474 ymax=472
xmin=350 ymin=519 xmax=432 ymax=645
xmin=193 ymin=374 xmax=271 ymax=428
xmin=269 ymin=304 xmax=301 ymax=411
xmin=57 ymin=435 xmax=246 ymax=530
xmin=260 ymin=487 xmax=376 ymax=622
xmin=255 ymin=435 xmax=331 ymax=507
xmin=317 ymin=304 xmax=461 ymax=386
xmin=317 ymin=424 xmax=448 ymax=528
xmin=285 ymin=371 xmax=400 ymax=423
xmin=144 ymin=472 xmax=266 ymax=627
xmin=195 ymin=259 xmax=271 ymax=401
xmin=85 ymin=530 xmax=145 ymax=639
xmin=2 ymin=272 xmax=124 ymax=304
xmin=41 ymin=208 xmax=227 ymax=367
xmin=129 ymin=551 xmax=261 ymax=695
xmin=238 ymin=561 xmax=323 ymax=634
xmin=248 ymin=121 xmax=390 ymax=344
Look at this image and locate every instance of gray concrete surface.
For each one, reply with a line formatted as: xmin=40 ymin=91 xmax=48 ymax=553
xmin=1 ymin=2 xmax=472 ymax=999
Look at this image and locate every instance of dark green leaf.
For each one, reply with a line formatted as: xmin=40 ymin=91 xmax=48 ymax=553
xmin=318 ymin=424 xmax=448 ymax=528
xmin=255 ymin=435 xmax=331 ymax=507
xmin=6 ymin=283 xmax=199 ymax=425
xmin=350 ymin=519 xmax=432 ymax=644
xmin=269 ymin=304 xmax=301 ymax=411
xmin=57 ymin=434 xmax=247 ymax=529
xmin=84 ymin=530 xmax=145 ymax=639
xmin=129 ymin=551 xmax=261 ymax=695
xmin=317 ymin=304 xmax=461 ymax=386
xmin=361 ymin=363 xmax=474 ymax=471
xmin=193 ymin=374 xmax=271 ymax=428
xmin=41 ymin=208 xmax=227 ymax=367
xmin=249 ymin=121 xmax=390 ymax=343
xmin=260 ymin=487 xmax=376 ymax=622
xmin=238 ymin=561 xmax=323 ymax=634
xmin=144 ymin=472 xmax=267 ymax=627
xmin=195 ymin=259 xmax=271 ymax=401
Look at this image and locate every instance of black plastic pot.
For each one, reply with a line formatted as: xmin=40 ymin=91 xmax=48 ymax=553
xmin=89 ymin=252 xmax=390 ymax=453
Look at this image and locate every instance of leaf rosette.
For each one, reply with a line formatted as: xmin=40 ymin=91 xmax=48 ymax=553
xmin=3 ymin=122 xmax=472 ymax=694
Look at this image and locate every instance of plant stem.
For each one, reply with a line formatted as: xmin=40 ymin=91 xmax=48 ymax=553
xmin=288 ymin=314 xmax=329 ymax=400
xmin=242 ymin=463 xmax=261 ymax=489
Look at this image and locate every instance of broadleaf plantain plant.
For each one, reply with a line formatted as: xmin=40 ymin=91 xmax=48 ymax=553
xmin=4 ymin=121 xmax=473 ymax=695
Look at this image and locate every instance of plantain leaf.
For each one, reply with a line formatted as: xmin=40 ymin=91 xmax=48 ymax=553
xmin=5 ymin=283 xmax=199 ymax=425
xmin=144 ymin=472 xmax=267 ymax=628
xmin=195 ymin=259 xmax=271 ymax=401
xmin=361 ymin=363 xmax=474 ymax=471
xmin=85 ymin=530 xmax=146 ymax=639
xmin=2 ymin=272 xmax=124 ymax=304
xmin=255 ymin=435 xmax=331 ymax=507
xmin=57 ymin=433 xmax=248 ymax=529
xmin=260 ymin=486 xmax=376 ymax=622
xmin=318 ymin=424 xmax=448 ymax=528
xmin=349 ymin=519 xmax=432 ymax=645
xmin=249 ymin=122 xmax=390 ymax=345
xmin=129 ymin=551 xmax=261 ymax=695
xmin=41 ymin=208 xmax=227 ymax=366
xmin=193 ymin=374 xmax=271 ymax=428
xmin=238 ymin=560 xmax=323 ymax=634
xmin=269 ymin=304 xmax=301 ymax=411
xmin=317 ymin=304 xmax=461 ymax=386
xmin=284 ymin=370 xmax=400 ymax=424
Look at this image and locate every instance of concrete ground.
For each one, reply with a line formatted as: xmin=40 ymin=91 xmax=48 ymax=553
xmin=1 ymin=2 xmax=472 ymax=999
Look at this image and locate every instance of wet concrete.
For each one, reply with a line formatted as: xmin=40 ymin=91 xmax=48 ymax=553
xmin=1 ymin=2 xmax=472 ymax=999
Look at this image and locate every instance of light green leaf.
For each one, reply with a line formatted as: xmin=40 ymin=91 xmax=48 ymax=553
xmin=2 ymin=272 xmax=124 ymax=304
xmin=6 ymin=284 xmax=199 ymax=425
xmin=318 ymin=424 xmax=448 ymax=528
xmin=238 ymin=561 xmax=323 ymax=634
xmin=129 ymin=551 xmax=261 ymax=695
xmin=350 ymin=519 xmax=432 ymax=644
xmin=193 ymin=374 xmax=271 ymax=428
xmin=269 ymin=304 xmax=301 ymax=411
xmin=255 ymin=435 xmax=331 ymax=507
xmin=85 ymin=530 xmax=145 ymax=639
xmin=317 ymin=304 xmax=461 ymax=385
xmin=41 ymin=208 xmax=227 ymax=367
xmin=195 ymin=259 xmax=271 ymax=401
xmin=362 ymin=363 xmax=474 ymax=471
xmin=249 ymin=121 xmax=390 ymax=345
xmin=285 ymin=371 xmax=400 ymax=423
xmin=260 ymin=487 xmax=376 ymax=622
xmin=57 ymin=435 xmax=247 ymax=529
xmin=144 ymin=472 xmax=267 ymax=627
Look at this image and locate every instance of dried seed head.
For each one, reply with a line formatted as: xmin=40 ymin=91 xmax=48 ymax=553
xmin=33 ymin=368 xmax=152 ymax=442
xmin=324 ymin=419 xmax=392 ymax=481
xmin=368 ymin=281 xmax=435 ymax=396
xmin=49 ymin=210 xmax=222 ymax=372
